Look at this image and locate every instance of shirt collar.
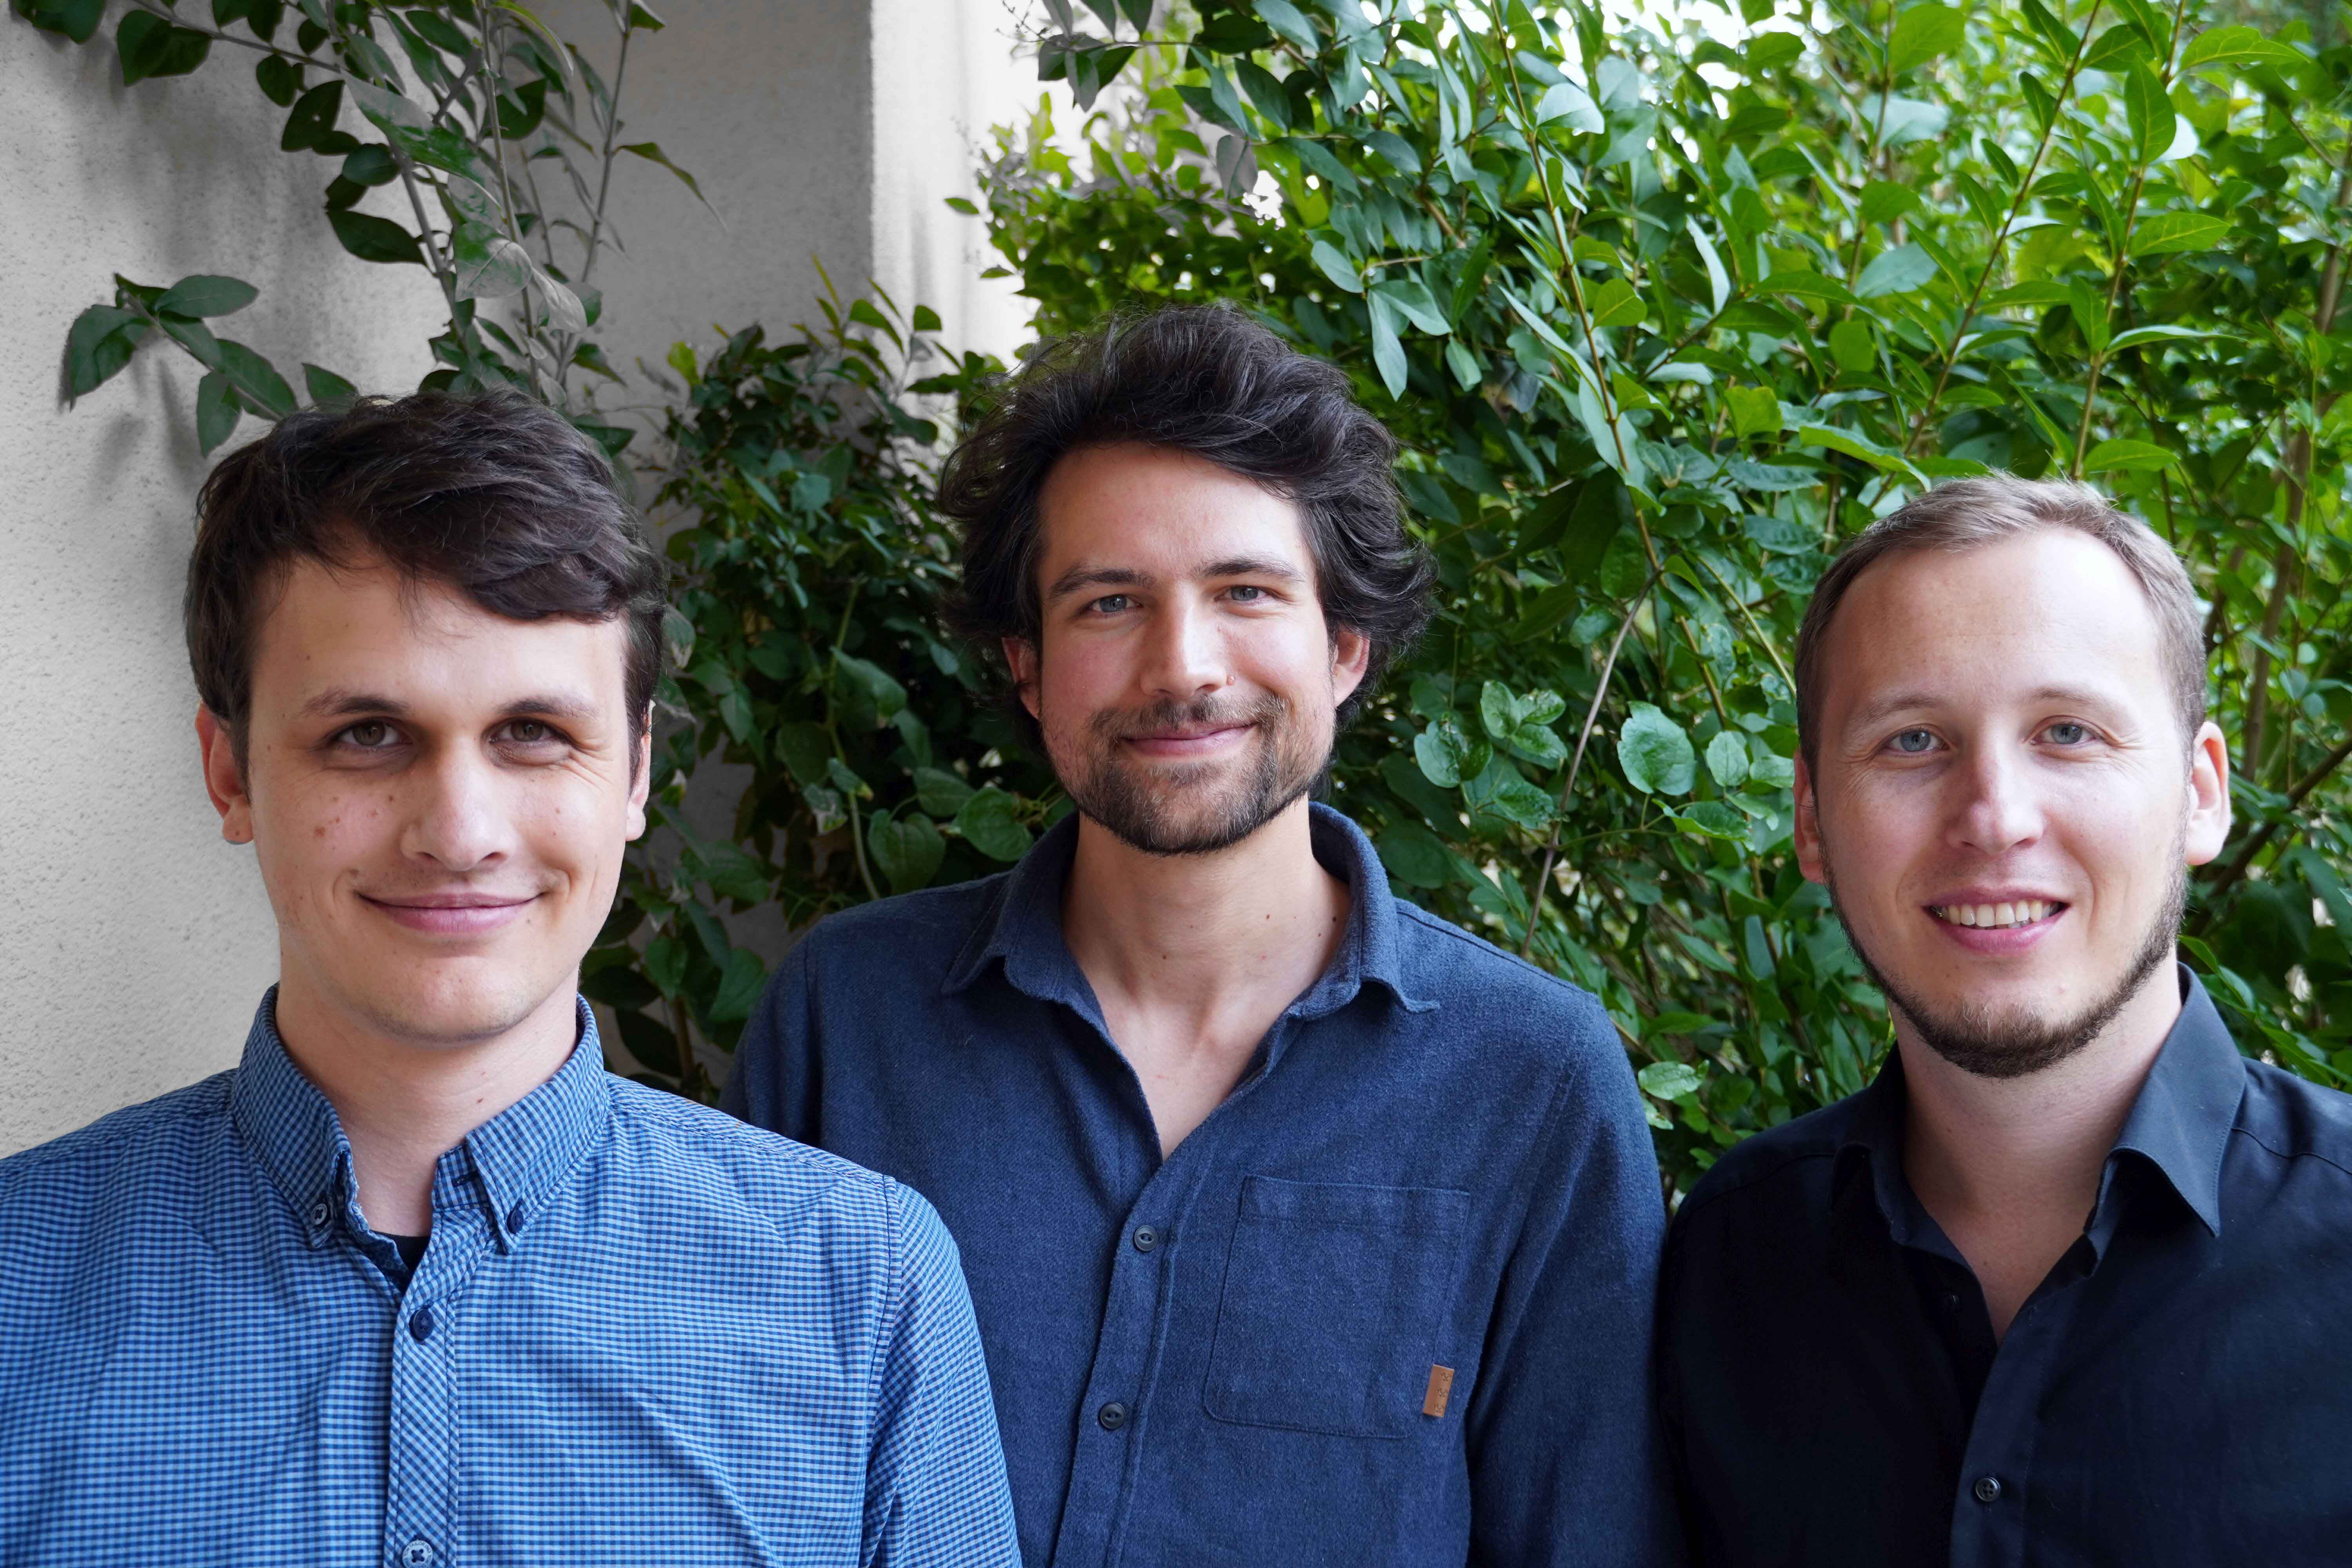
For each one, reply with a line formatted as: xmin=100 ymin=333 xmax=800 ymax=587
xmin=1833 ymin=965 xmax=2243 ymax=1245
xmin=942 ymin=800 xmax=1429 ymax=1017
xmin=230 ymin=987 xmax=612 ymax=1250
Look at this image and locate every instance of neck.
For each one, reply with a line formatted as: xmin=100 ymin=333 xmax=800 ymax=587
xmin=1898 ymin=962 xmax=2182 ymax=1334
xmin=1061 ymin=797 xmax=1348 ymax=1025
xmin=271 ymin=972 xmax=581 ymax=1236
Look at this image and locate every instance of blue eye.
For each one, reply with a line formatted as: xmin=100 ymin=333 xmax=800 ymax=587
xmin=1891 ymin=729 xmax=1936 ymax=754
xmin=2045 ymin=721 xmax=2089 ymax=744
xmin=1087 ymin=595 xmax=1132 ymax=615
xmin=1227 ymin=584 xmax=1265 ymax=602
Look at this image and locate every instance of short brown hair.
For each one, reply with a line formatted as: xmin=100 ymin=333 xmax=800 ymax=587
xmin=937 ymin=303 xmax=1434 ymax=735
xmin=1793 ymin=474 xmax=2206 ymax=766
xmin=187 ymin=390 xmax=668 ymax=771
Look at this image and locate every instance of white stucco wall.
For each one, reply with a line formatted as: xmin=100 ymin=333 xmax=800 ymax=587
xmin=0 ymin=4 xmax=1031 ymax=1154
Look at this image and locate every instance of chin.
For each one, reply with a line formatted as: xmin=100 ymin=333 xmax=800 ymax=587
xmin=352 ymin=967 xmax=565 ymax=1049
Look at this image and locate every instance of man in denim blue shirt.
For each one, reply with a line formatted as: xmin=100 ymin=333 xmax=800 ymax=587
xmin=0 ymin=393 xmax=1019 ymax=1566
xmin=727 ymin=307 xmax=1676 ymax=1566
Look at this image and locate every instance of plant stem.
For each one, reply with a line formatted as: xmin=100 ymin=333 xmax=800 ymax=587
xmin=579 ymin=22 xmax=636 ymax=288
xmin=1519 ymin=564 xmax=1659 ymax=956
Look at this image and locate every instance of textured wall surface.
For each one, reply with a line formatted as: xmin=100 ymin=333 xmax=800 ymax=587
xmin=0 ymin=4 xmax=1029 ymax=1154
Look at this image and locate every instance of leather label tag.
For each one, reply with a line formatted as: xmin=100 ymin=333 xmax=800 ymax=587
xmin=1422 ymin=1364 xmax=1455 ymax=1419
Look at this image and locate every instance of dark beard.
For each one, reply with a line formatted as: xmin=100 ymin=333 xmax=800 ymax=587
xmin=1826 ymin=859 xmax=2187 ymax=1081
xmin=1056 ymin=692 xmax=1325 ymax=857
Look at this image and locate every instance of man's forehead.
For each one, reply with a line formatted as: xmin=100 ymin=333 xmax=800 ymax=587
xmin=1822 ymin=533 xmax=2168 ymax=716
xmin=1036 ymin=443 xmax=1309 ymax=562
xmin=252 ymin=555 xmax=627 ymax=704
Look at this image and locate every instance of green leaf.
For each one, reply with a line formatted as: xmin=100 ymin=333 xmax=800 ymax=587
xmin=1887 ymin=4 xmax=1962 ymax=74
xmin=1367 ymin=291 xmax=1407 ymax=399
xmin=1414 ymin=715 xmax=1487 ymax=789
xmin=1857 ymin=178 xmax=1919 ymax=226
xmin=2131 ymin=211 xmax=2232 ymax=256
xmin=2104 ymin=325 xmax=2228 ymax=352
xmin=1638 ymin=1060 xmax=1704 ymax=1101
xmin=1534 ymin=78 xmax=1603 ymax=132
xmin=955 ymin=787 xmax=1033 ymax=861
xmin=1797 ymin=424 xmax=1910 ymax=473
xmin=1372 ymin=277 xmax=1449 ymax=335
xmin=117 ymin=12 xmax=211 ymax=84
xmin=1254 ymin=0 xmax=1319 ymax=53
xmin=327 ymin=208 xmax=423 ymax=266
xmin=1829 ymin=318 xmax=1876 ymax=373
xmin=194 ymin=372 xmax=241 ymax=455
xmin=619 ymin=141 xmax=716 ymax=214
xmin=1480 ymin=681 xmax=1568 ymax=768
xmin=281 ymin=82 xmax=345 ymax=152
xmin=1377 ymin=819 xmax=1453 ymax=889
xmin=1726 ymin=384 xmax=1782 ymax=440
xmin=254 ymin=53 xmax=302 ymax=105
xmin=451 ymin=223 xmax=533 ymax=300
xmin=154 ymin=276 xmax=259 ymax=319
xmin=64 ymin=304 xmax=149 ymax=399
xmin=868 ymin=811 xmax=945 ymax=893
xmin=1705 ymin=729 xmax=1751 ymax=789
xmin=301 ymin=363 xmax=357 ymax=404
xmin=1853 ymin=243 xmax=1937 ymax=298
xmin=216 ymin=341 xmax=295 ymax=417
xmin=1463 ymin=753 xmax=1552 ymax=829
xmin=708 ymin=947 xmax=766 ymax=1023
xmin=1585 ymin=278 xmax=1646 ymax=329
xmin=1310 ymin=238 xmax=1363 ymax=293
xmin=1618 ymin=701 xmax=1696 ymax=796
xmin=912 ymin=766 xmax=976 ymax=817
xmin=2179 ymin=24 xmax=2307 ymax=71
xmin=2081 ymin=439 xmax=2178 ymax=472
xmin=19 ymin=0 xmax=105 ymax=43
xmin=2124 ymin=62 xmax=2174 ymax=167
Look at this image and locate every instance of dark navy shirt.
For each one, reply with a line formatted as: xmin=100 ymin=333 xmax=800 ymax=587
xmin=1659 ymin=968 xmax=2352 ymax=1566
xmin=726 ymin=804 xmax=1677 ymax=1568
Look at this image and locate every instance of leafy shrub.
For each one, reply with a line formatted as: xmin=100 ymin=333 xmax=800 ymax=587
xmin=633 ymin=0 xmax=2352 ymax=1197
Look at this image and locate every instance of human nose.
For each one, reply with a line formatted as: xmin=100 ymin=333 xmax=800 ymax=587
xmin=398 ymin=745 xmax=514 ymax=872
xmin=1138 ymin=594 xmax=1230 ymax=702
xmin=1949 ymin=737 xmax=2044 ymax=858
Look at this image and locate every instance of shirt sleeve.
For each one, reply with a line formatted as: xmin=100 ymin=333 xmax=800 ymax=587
xmin=862 ymin=1180 xmax=1021 ymax=1568
xmin=1465 ymin=1014 xmax=1687 ymax=1567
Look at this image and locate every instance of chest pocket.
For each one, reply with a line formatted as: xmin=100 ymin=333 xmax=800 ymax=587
xmin=1202 ymin=1176 xmax=1472 ymax=1439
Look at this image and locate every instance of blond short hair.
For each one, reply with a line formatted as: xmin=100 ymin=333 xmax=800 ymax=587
xmin=1792 ymin=474 xmax=2207 ymax=766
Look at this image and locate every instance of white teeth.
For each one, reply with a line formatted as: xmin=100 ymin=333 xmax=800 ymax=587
xmin=1933 ymin=900 xmax=2055 ymax=929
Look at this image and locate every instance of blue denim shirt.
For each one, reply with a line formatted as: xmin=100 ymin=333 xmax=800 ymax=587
xmin=0 ymin=993 xmax=1020 ymax=1567
xmin=726 ymin=804 xmax=1677 ymax=1567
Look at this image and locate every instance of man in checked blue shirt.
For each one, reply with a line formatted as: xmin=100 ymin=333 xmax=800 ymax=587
xmin=725 ymin=305 xmax=1679 ymax=1565
xmin=0 ymin=392 xmax=1020 ymax=1566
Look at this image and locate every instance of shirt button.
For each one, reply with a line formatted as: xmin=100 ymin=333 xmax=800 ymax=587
xmin=408 ymin=1306 xmax=437 ymax=1343
xmin=1939 ymin=1291 xmax=1960 ymax=1312
xmin=506 ymin=1203 xmax=527 ymax=1234
xmin=1096 ymin=1401 xmax=1130 ymax=1431
xmin=1131 ymin=1226 xmax=1160 ymax=1254
xmin=308 ymin=1201 xmax=330 ymax=1228
xmin=399 ymin=1540 xmax=435 ymax=1566
xmin=1973 ymin=1475 xmax=2004 ymax=1504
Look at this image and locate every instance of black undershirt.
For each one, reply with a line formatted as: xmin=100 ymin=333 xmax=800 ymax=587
xmin=384 ymin=1233 xmax=428 ymax=1274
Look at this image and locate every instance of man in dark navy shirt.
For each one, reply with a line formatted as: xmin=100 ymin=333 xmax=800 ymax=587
xmin=1659 ymin=476 xmax=2352 ymax=1566
xmin=726 ymin=306 xmax=1678 ymax=1566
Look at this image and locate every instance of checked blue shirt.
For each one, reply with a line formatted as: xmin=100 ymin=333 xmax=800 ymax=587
xmin=0 ymin=992 xmax=1020 ymax=1568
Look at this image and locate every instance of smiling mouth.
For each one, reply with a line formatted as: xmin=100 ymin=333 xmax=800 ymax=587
xmin=1929 ymin=899 xmax=2065 ymax=930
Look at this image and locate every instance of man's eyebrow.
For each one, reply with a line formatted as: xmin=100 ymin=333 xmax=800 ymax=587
xmin=1046 ymin=564 xmax=1152 ymax=602
xmin=293 ymin=690 xmax=603 ymax=725
xmin=296 ymin=688 xmax=410 ymax=721
xmin=1200 ymin=554 xmax=1307 ymax=583
xmin=1844 ymin=684 xmax=2127 ymax=731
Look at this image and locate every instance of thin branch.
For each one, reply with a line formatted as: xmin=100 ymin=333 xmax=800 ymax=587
xmin=2194 ymin=731 xmax=2352 ymax=926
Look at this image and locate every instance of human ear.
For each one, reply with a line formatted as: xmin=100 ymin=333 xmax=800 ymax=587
xmin=1003 ymin=636 xmax=1042 ymax=720
xmin=196 ymin=706 xmax=254 ymax=846
xmin=2182 ymin=719 xmax=2232 ymax=866
xmin=625 ymin=708 xmax=653 ymax=842
xmin=1329 ymin=626 xmax=1371 ymax=706
xmin=1793 ymin=751 xmax=1829 ymax=886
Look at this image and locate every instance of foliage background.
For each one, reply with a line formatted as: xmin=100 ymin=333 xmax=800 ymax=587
xmin=36 ymin=0 xmax=2352 ymax=1197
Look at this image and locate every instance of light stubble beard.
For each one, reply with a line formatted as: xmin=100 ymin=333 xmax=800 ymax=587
xmin=1824 ymin=833 xmax=2188 ymax=1081
xmin=1053 ymin=691 xmax=1330 ymax=857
